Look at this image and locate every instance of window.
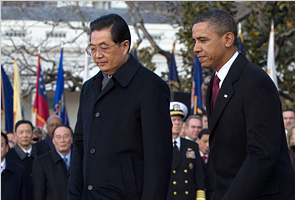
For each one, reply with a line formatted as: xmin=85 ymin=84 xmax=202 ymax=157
xmin=46 ymin=32 xmax=66 ymax=38
xmin=142 ymin=35 xmax=162 ymax=40
xmin=5 ymin=31 xmax=26 ymax=37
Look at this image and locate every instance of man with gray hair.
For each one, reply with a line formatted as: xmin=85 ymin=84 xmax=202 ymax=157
xmin=185 ymin=115 xmax=202 ymax=142
xmin=192 ymin=9 xmax=295 ymax=199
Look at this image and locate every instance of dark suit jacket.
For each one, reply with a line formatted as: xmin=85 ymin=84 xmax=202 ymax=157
xmin=206 ymin=53 xmax=295 ymax=200
xmin=68 ymin=54 xmax=172 ymax=200
xmin=32 ymin=149 xmax=69 ymax=200
xmin=168 ymin=138 xmax=205 ymax=200
xmin=6 ymin=144 xmax=37 ymax=178
xmin=1 ymin=159 xmax=30 ymax=200
xmin=35 ymin=134 xmax=54 ymax=156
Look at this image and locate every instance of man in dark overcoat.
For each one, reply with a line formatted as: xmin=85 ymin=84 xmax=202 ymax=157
xmin=192 ymin=10 xmax=295 ymax=199
xmin=68 ymin=14 xmax=172 ymax=200
xmin=1 ymin=132 xmax=30 ymax=200
xmin=32 ymin=125 xmax=72 ymax=200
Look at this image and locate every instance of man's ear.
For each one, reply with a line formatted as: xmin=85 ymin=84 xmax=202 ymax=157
xmin=122 ymin=40 xmax=130 ymax=54
xmin=224 ymin=32 xmax=235 ymax=47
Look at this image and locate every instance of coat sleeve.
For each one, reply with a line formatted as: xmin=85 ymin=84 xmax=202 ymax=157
xmin=222 ymin=74 xmax=282 ymax=199
xmin=67 ymin=84 xmax=85 ymax=200
xmin=32 ymin=158 xmax=47 ymax=200
xmin=140 ymin=78 xmax=173 ymax=200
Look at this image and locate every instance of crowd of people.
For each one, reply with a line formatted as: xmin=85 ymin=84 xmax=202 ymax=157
xmin=1 ymin=115 xmax=72 ymax=200
xmin=2 ymin=10 xmax=295 ymax=200
xmin=2 ymin=107 xmax=294 ymax=200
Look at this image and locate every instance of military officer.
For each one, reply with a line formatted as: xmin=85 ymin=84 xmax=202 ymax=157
xmin=168 ymin=101 xmax=206 ymax=200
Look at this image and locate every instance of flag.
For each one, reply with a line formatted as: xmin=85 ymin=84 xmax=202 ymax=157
xmin=13 ymin=59 xmax=23 ymax=125
xmin=133 ymin=44 xmax=138 ymax=60
xmin=267 ymin=19 xmax=278 ymax=89
xmin=33 ymin=53 xmax=49 ymax=127
xmin=191 ymin=54 xmax=204 ymax=115
xmin=238 ymin=22 xmax=244 ymax=53
xmin=1 ymin=65 xmax=14 ymax=132
xmin=83 ymin=51 xmax=90 ymax=83
xmin=168 ymin=42 xmax=180 ymax=91
xmin=53 ymin=48 xmax=69 ymax=125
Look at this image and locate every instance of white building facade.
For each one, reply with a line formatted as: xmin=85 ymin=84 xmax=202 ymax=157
xmin=1 ymin=2 xmax=186 ymax=129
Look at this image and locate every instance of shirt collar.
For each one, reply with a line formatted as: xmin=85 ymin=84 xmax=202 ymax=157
xmin=21 ymin=145 xmax=32 ymax=155
xmin=185 ymin=136 xmax=198 ymax=143
xmin=1 ymin=158 xmax=6 ymax=173
xmin=56 ymin=150 xmax=71 ymax=161
xmin=173 ymin=136 xmax=181 ymax=150
xmin=216 ymin=51 xmax=239 ymax=88
xmin=199 ymin=151 xmax=208 ymax=157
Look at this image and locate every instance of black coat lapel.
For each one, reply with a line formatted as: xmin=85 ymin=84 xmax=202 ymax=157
xmin=208 ymin=54 xmax=248 ymax=135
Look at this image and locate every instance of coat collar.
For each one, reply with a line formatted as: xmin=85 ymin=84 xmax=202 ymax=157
xmin=13 ymin=144 xmax=37 ymax=160
xmin=50 ymin=149 xmax=70 ymax=172
xmin=207 ymin=53 xmax=248 ymax=134
xmin=90 ymin=54 xmax=140 ymax=102
xmin=50 ymin=149 xmax=63 ymax=163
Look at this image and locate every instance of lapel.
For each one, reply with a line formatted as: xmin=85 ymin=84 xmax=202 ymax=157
xmin=206 ymin=73 xmax=214 ymax=120
xmin=208 ymin=54 xmax=248 ymax=135
xmin=173 ymin=138 xmax=192 ymax=169
xmin=51 ymin=149 xmax=68 ymax=173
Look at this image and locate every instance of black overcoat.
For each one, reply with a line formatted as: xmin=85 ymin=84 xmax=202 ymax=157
xmin=68 ymin=54 xmax=173 ymax=200
xmin=1 ymin=159 xmax=30 ymax=200
xmin=32 ymin=149 xmax=69 ymax=200
xmin=206 ymin=53 xmax=295 ymax=200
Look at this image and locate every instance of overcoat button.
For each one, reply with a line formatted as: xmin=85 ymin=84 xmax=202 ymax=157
xmin=88 ymin=185 xmax=93 ymax=190
xmin=95 ymin=112 xmax=100 ymax=117
xmin=90 ymin=148 xmax=96 ymax=154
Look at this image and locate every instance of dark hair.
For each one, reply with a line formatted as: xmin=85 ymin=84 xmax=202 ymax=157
xmin=198 ymin=128 xmax=210 ymax=139
xmin=89 ymin=13 xmax=131 ymax=52
xmin=15 ymin=120 xmax=34 ymax=132
xmin=52 ymin=124 xmax=73 ymax=137
xmin=283 ymin=108 xmax=295 ymax=114
xmin=1 ymin=132 xmax=8 ymax=146
xmin=194 ymin=10 xmax=237 ymax=46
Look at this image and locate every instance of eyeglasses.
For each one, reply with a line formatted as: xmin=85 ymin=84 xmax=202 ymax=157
xmin=32 ymin=137 xmax=39 ymax=142
xmin=85 ymin=43 xmax=118 ymax=56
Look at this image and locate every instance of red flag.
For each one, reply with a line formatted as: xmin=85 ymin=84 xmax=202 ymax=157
xmin=33 ymin=54 xmax=49 ymax=127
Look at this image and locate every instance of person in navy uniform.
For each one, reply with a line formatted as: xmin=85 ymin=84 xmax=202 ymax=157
xmin=168 ymin=101 xmax=205 ymax=200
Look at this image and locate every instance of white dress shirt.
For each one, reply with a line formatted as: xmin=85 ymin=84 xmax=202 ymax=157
xmin=216 ymin=51 xmax=239 ymax=88
xmin=1 ymin=158 xmax=6 ymax=173
xmin=173 ymin=136 xmax=181 ymax=151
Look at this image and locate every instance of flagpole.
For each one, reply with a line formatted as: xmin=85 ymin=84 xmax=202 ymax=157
xmin=267 ymin=19 xmax=278 ymax=90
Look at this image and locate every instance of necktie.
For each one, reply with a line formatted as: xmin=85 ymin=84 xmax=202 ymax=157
xmin=212 ymin=75 xmax=220 ymax=109
xmin=173 ymin=141 xmax=179 ymax=162
xmin=63 ymin=157 xmax=69 ymax=170
xmin=202 ymin=155 xmax=207 ymax=164
xmin=25 ymin=152 xmax=30 ymax=157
